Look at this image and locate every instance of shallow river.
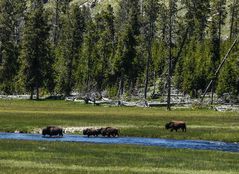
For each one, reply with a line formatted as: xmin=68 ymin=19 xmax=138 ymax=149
xmin=0 ymin=132 xmax=238 ymax=152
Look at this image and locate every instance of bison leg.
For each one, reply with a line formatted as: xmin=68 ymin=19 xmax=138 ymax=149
xmin=170 ymin=129 xmax=174 ymax=132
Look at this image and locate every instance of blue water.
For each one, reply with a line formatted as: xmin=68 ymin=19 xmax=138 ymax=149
xmin=0 ymin=132 xmax=238 ymax=152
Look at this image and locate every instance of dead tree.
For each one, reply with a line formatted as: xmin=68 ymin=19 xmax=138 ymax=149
xmin=201 ymin=35 xmax=239 ymax=103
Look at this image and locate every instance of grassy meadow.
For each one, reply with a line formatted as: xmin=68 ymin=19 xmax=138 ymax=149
xmin=0 ymin=100 xmax=239 ymax=142
xmin=0 ymin=99 xmax=239 ymax=173
xmin=1 ymin=140 xmax=239 ymax=174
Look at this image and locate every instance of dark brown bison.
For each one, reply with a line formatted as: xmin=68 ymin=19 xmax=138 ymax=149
xmin=165 ymin=121 xmax=186 ymax=132
xmin=83 ymin=128 xmax=101 ymax=137
xmin=99 ymin=127 xmax=119 ymax=137
xmin=42 ymin=126 xmax=63 ymax=137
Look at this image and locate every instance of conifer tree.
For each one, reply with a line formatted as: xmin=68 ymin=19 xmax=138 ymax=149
xmin=209 ymin=0 xmax=227 ymax=103
xmin=19 ymin=0 xmax=51 ymax=99
xmin=114 ymin=0 xmax=142 ymax=97
xmin=176 ymin=0 xmax=211 ymax=97
xmin=230 ymin=0 xmax=239 ymax=40
xmin=0 ymin=0 xmax=26 ymax=94
xmin=77 ymin=15 xmax=98 ymax=93
xmin=183 ymin=0 xmax=210 ymax=41
xmin=166 ymin=0 xmax=178 ymax=110
xmin=56 ymin=4 xmax=86 ymax=96
xmin=94 ymin=5 xmax=115 ymax=95
xmin=143 ymin=0 xmax=160 ymax=101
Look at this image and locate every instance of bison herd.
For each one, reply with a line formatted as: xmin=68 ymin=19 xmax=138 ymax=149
xmin=83 ymin=127 xmax=119 ymax=137
xmin=42 ymin=121 xmax=186 ymax=138
xmin=42 ymin=126 xmax=120 ymax=138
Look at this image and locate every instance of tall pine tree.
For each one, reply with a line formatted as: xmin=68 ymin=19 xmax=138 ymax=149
xmin=55 ymin=4 xmax=86 ymax=96
xmin=0 ymin=0 xmax=26 ymax=94
xmin=143 ymin=0 xmax=160 ymax=102
xmin=209 ymin=0 xmax=227 ymax=103
xmin=19 ymin=0 xmax=52 ymax=99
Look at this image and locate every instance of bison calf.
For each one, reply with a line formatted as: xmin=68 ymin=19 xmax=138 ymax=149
xmin=165 ymin=121 xmax=186 ymax=132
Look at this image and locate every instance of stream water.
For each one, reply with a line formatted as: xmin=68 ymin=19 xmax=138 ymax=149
xmin=0 ymin=132 xmax=238 ymax=152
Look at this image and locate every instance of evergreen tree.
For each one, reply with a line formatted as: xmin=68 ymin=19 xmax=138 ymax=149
xmin=19 ymin=0 xmax=51 ymax=99
xmin=114 ymin=0 xmax=143 ymax=97
xmin=49 ymin=0 xmax=68 ymax=46
xmin=183 ymin=0 xmax=210 ymax=41
xmin=166 ymin=0 xmax=178 ymax=110
xmin=0 ymin=0 xmax=26 ymax=94
xmin=176 ymin=0 xmax=211 ymax=97
xmin=181 ymin=40 xmax=211 ymax=97
xmin=94 ymin=5 xmax=115 ymax=95
xmin=56 ymin=4 xmax=86 ymax=96
xmin=77 ymin=15 xmax=98 ymax=93
xmin=229 ymin=0 xmax=239 ymax=40
xmin=209 ymin=0 xmax=227 ymax=103
xmin=143 ymin=0 xmax=160 ymax=101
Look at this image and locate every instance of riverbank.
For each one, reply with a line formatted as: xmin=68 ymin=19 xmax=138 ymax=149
xmin=1 ymin=99 xmax=239 ymax=173
xmin=0 ymin=100 xmax=238 ymax=142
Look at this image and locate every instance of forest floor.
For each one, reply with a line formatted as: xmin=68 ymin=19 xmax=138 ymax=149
xmin=0 ymin=99 xmax=239 ymax=173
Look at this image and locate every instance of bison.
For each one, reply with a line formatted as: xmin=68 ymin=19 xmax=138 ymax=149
xmin=99 ymin=127 xmax=119 ymax=137
xmin=165 ymin=121 xmax=187 ymax=132
xmin=83 ymin=128 xmax=101 ymax=137
xmin=42 ymin=126 xmax=63 ymax=137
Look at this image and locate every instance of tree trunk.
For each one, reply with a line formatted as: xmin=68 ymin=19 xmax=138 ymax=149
xmin=211 ymin=81 xmax=214 ymax=105
xmin=36 ymin=87 xmax=39 ymax=100
xmin=144 ymin=47 xmax=151 ymax=101
xmin=53 ymin=0 xmax=60 ymax=46
xmin=118 ymin=75 xmax=124 ymax=106
xmin=230 ymin=0 xmax=235 ymax=40
xmin=152 ymin=71 xmax=156 ymax=95
xmin=30 ymin=89 xmax=34 ymax=100
xmin=167 ymin=53 xmax=172 ymax=111
xmin=167 ymin=4 xmax=173 ymax=111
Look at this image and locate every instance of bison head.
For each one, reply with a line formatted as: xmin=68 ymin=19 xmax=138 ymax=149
xmin=165 ymin=122 xmax=173 ymax=129
xmin=83 ymin=128 xmax=90 ymax=135
xmin=42 ymin=128 xmax=48 ymax=136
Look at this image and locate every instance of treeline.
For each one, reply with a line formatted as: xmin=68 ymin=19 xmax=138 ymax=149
xmin=0 ymin=0 xmax=239 ymax=100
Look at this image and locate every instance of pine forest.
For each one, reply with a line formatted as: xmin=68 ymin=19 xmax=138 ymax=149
xmin=0 ymin=0 xmax=239 ymax=107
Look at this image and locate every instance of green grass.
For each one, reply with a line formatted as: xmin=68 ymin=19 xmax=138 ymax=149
xmin=0 ymin=140 xmax=239 ymax=174
xmin=0 ymin=99 xmax=239 ymax=174
xmin=0 ymin=100 xmax=239 ymax=142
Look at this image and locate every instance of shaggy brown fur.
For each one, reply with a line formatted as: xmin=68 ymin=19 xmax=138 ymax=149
xmin=83 ymin=128 xmax=101 ymax=137
xmin=42 ymin=126 xmax=63 ymax=137
xmin=99 ymin=127 xmax=119 ymax=137
xmin=165 ymin=121 xmax=187 ymax=132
